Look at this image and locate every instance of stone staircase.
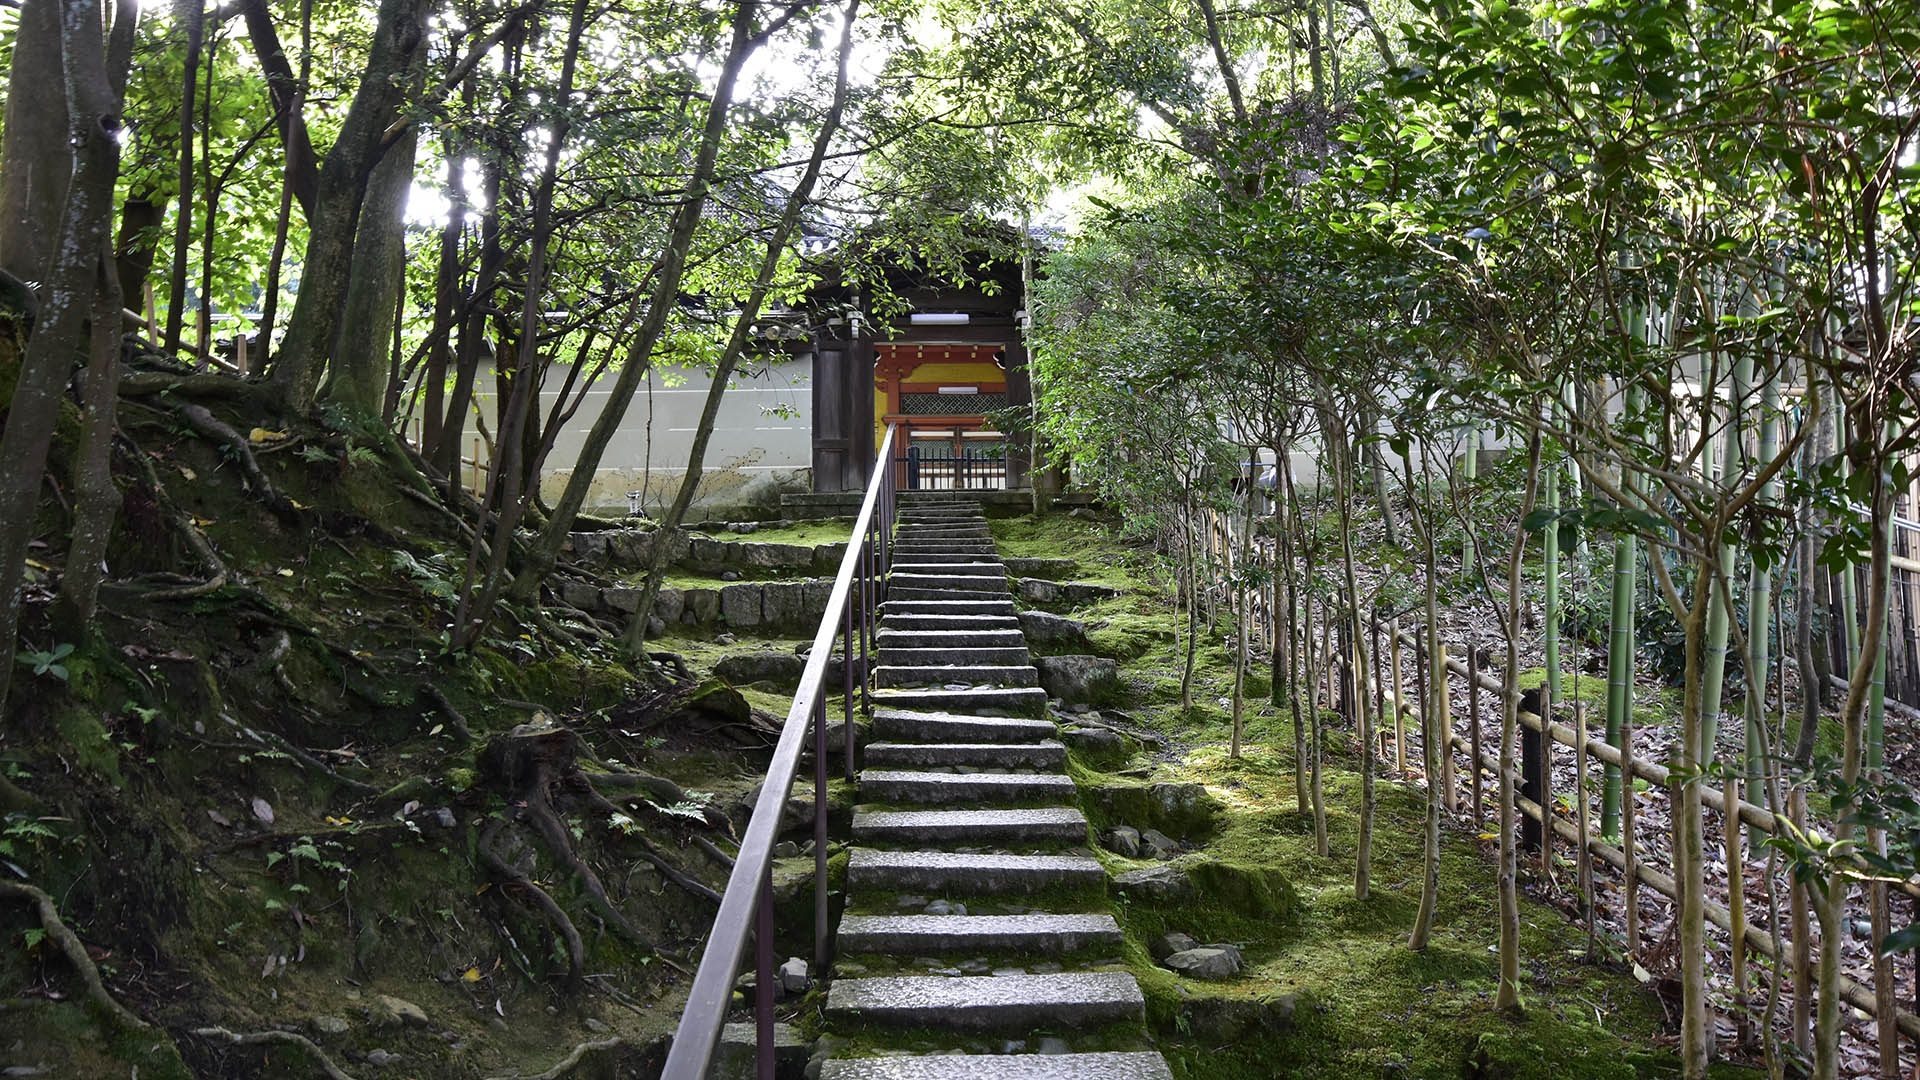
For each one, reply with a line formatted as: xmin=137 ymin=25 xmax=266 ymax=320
xmin=819 ymin=495 xmax=1171 ymax=1080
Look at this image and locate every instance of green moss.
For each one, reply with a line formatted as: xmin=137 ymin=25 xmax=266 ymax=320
xmin=55 ymin=706 xmax=122 ymax=784
xmin=520 ymin=652 xmax=635 ymax=711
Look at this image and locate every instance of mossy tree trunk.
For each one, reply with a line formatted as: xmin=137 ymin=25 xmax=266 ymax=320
xmin=1406 ymin=435 xmax=1443 ymax=950
xmin=509 ymin=0 xmax=765 ymax=601
xmin=449 ymin=0 xmax=589 ymax=651
xmin=1495 ymin=422 xmax=1544 ymax=1012
xmin=0 ymin=0 xmax=135 ymax=718
xmin=620 ymin=0 xmax=861 ymax=648
xmin=264 ymin=0 xmax=426 ymax=413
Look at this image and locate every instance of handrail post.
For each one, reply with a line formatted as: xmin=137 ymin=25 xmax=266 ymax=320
xmin=844 ymin=555 xmax=858 ymax=783
xmin=860 ymin=536 xmax=874 ymax=714
xmin=813 ymin=692 xmax=829 ymax=972
xmin=658 ymin=424 xmax=899 ymax=1080
xmin=756 ymin=864 xmax=774 ymax=1080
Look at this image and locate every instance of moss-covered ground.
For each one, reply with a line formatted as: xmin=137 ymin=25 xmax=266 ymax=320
xmin=984 ymin=510 xmax=1758 ymax=1079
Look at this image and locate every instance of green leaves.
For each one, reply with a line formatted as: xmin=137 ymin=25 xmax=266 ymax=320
xmin=14 ymin=643 xmax=74 ymax=683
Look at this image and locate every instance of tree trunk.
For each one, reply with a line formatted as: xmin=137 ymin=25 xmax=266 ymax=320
xmin=509 ymin=0 xmax=761 ymax=592
xmin=57 ymin=0 xmax=138 ymax=630
xmin=239 ymin=0 xmax=318 ymax=219
xmin=1603 ymin=390 xmax=1639 ymax=838
xmin=1496 ymin=424 xmax=1544 ymax=1013
xmin=110 ymin=190 xmax=164 ymax=321
xmin=1815 ymin=408 xmax=1893 ymax=1080
xmin=1677 ymin=568 xmax=1712 ymax=1078
xmin=1409 ymin=445 xmax=1442 ymax=949
xmin=266 ymin=0 xmax=426 ymax=414
xmin=447 ymin=0 xmax=589 ymax=650
xmin=619 ymin=0 xmax=862 ymax=647
xmin=1283 ymin=451 xmax=1309 ymax=812
xmin=1792 ymin=377 xmax=1823 ymax=765
xmin=433 ymin=158 xmax=502 ymax=482
xmin=162 ymin=0 xmax=204 ymax=353
xmin=325 ymin=95 xmax=422 ymax=417
xmin=0 ymin=0 xmax=72 ymax=290
xmin=0 ymin=0 xmax=132 ymax=719
xmin=1231 ymin=478 xmax=1253 ymax=758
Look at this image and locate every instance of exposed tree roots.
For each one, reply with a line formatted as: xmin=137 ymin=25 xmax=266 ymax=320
xmin=420 ymin=682 xmax=478 ymax=743
xmin=0 ymin=881 xmax=149 ymax=1031
xmin=191 ymin=1026 xmax=359 ymax=1080
xmin=479 ymin=818 xmax=585 ymax=987
xmin=485 ymin=1037 xmax=624 ymax=1080
xmin=236 ymin=721 xmax=379 ymax=794
xmin=173 ymin=403 xmax=302 ymax=522
xmin=120 ymin=433 xmax=229 ymax=599
xmin=480 ymin=729 xmax=656 ymax=951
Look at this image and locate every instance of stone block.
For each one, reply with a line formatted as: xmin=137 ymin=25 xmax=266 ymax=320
xmin=1033 ymin=654 xmax=1120 ymax=704
xmin=720 ymin=583 xmax=763 ymax=627
xmin=683 ymin=587 xmax=720 ymax=625
xmin=761 ymin=581 xmax=806 ymax=631
xmin=655 ymin=587 xmax=685 ymax=625
xmin=560 ymin=581 xmax=601 ymax=612
xmin=743 ymin=542 xmax=814 ymax=570
xmin=812 ymin=542 xmax=848 ymax=574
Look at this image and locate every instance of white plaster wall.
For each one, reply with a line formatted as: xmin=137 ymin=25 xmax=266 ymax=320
xmin=436 ymin=354 xmax=814 ymax=515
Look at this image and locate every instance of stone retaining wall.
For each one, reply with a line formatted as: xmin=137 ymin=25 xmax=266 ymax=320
xmin=567 ymin=528 xmax=849 ymax=577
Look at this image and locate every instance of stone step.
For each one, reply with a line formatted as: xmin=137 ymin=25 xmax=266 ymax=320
xmin=879 ymin=614 xmax=1021 ymax=633
xmin=872 ymin=686 xmax=1048 ymax=717
xmin=889 ymin=561 xmax=1006 ymax=577
xmin=877 ymin=628 xmax=1027 ymax=649
xmin=825 ymin=972 xmax=1145 ymax=1030
xmin=863 ymin=740 xmax=1066 ymax=769
xmin=888 ymin=573 xmax=1011 ymax=591
xmin=836 ymin=912 xmax=1123 ymax=954
xmin=873 ymin=709 xmax=1056 ymax=744
xmin=889 ymin=586 xmax=1013 ymax=603
xmin=846 ymin=849 xmax=1105 ymax=893
xmin=851 ymin=807 xmax=1089 ymax=845
xmin=890 ymin=534 xmax=998 ymax=545
xmin=873 ymin=665 xmax=1039 ymax=689
xmin=888 ymin=551 xmax=1004 ymax=565
xmin=879 ymin=599 xmax=1017 ymax=616
xmin=857 ymin=769 xmax=1076 ymax=805
xmin=894 ymin=522 xmax=990 ymax=534
xmin=877 ymin=645 xmax=1031 ymax=667
xmin=820 ymin=1052 xmax=1172 ymax=1080
xmin=897 ymin=509 xmax=987 ymax=521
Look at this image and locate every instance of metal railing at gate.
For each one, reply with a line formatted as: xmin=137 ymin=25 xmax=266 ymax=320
xmin=900 ymin=443 xmax=1007 ymax=491
xmin=659 ymin=423 xmax=897 ymax=1080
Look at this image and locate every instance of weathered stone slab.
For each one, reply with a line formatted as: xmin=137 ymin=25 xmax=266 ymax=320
xmin=872 ymin=709 xmax=1056 ymax=744
xmin=836 ymin=913 xmax=1121 ymax=954
xmin=820 ymin=1054 xmax=1172 ymax=1080
xmin=851 ymin=807 xmax=1088 ymax=845
xmin=825 ymin=972 xmax=1144 ymax=1029
xmin=845 ymin=849 xmax=1105 ymax=893
xmin=863 ymin=740 xmax=1065 ymax=770
xmin=856 ymin=769 xmax=1076 ymax=805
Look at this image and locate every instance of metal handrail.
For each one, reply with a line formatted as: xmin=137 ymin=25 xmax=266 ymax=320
xmin=661 ymin=423 xmax=898 ymax=1080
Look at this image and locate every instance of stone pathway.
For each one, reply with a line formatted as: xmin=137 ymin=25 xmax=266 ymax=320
xmin=818 ymin=494 xmax=1171 ymax=1080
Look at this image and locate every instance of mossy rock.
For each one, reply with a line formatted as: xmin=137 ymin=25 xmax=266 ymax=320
xmin=1088 ymin=781 xmax=1222 ymax=839
xmin=1178 ymin=856 xmax=1296 ymax=923
xmin=1465 ymin=1027 xmax=1633 ymax=1080
xmin=1176 ymin=991 xmax=1301 ymax=1043
xmin=679 ymin=679 xmax=752 ymax=725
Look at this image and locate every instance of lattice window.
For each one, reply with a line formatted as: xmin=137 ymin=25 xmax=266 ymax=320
xmin=901 ymin=392 xmax=1008 ymax=416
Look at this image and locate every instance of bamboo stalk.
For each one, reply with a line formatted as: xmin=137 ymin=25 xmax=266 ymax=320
xmin=1391 ymin=618 xmax=1406 ymax=775
xmin=1469 ymin=640 xmax=1483 ymax=825
xmin=1727 ymin=774 xmax=1749 ymax=1050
